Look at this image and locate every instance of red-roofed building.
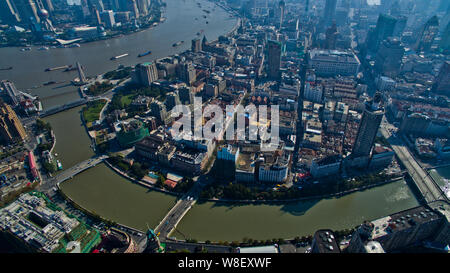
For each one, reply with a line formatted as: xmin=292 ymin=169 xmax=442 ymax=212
xmin=164 ymin=179 xmax=177 ymax=189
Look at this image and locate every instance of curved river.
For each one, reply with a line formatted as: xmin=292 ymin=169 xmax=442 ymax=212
xmin=0 ymin=0 xmax=420 ymax=241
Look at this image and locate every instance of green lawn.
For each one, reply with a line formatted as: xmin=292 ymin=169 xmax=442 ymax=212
xmin=82 ymin=100 xmax=107 ymax=124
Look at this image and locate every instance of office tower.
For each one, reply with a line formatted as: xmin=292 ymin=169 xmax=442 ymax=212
xmin=136 ymin=0 xmax=148 ymax=16
xmin=389 ymin=0 xmax=400 ymax=17
xmin=367 ymin=14 xmax=397 ymax=52
xmin=414 ymin=16 xmax=439 ymax=52
xmin=392 ymin=15 xmax=406 ymax=37
xmin=267 ymin=40 xmax=281 ymax=80
xmin=91 ymin=0 xmax=105 ymax=12
xmin=278 ymin=0 xmax=285 ymax=29
xmin=165 ymin=92 xmax=181 ymax=112
xmin=91 ymin=6 xmax=102 ymax=25
xmin=43 ymin=0 xmax=54 ymax=12
xmin=0 ymin=80 xmax=21 ymax=106
xmin=81 ymin=0 xmax=91 ymax=18
xmin=15 ymin=0 xmax=41 ymax=23
xmin=100 ymin=9 xmax=115 ymax=28
xmin=150 ymin=101 xmax=168 ymax=125
xmin=432 ymin=61 xmax=450 ymax=96
xmin=103 ymin=0 xmax=119 ymax=10
xmin=128 ymin=0 xmax=139 ymax=19
xmin=177 ymin=63 xmax=196 ymax=85
xmin=379 ymin=0 xmax=393 ymax=13
xmin=0 ymin=102 xmax=27 ymax=144
xmin=0 ymin=0 xmax=21 ymax=24
xmin=323 ymin=0 xmax=337 ymax=27
xmin=440 ymin=21 xmax=450 ymax=53
xmin=135 ymin=62 xmax=158 ymax=86
xmin=374 ymin=37 xmax=405 ymax=77
xmin=191 ymin=38 xmax=202 ymax=53
xmin=178 ymin=87 xmax=193 ymax=105
xmin=325 ymin=22 xmax=338 ymax=49
xmin=351 ymin=93 xmax=384 ymax=158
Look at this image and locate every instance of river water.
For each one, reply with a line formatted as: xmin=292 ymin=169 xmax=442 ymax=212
xmin=1 ymin=0 xmax=420 ymax=241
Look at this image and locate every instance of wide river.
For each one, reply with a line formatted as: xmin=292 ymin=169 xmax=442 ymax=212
xmin=1 ymin=0 xmax=420 ymax=241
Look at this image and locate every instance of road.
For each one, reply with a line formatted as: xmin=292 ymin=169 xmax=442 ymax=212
xmin=380 ymin=120 xmax=447 ymax=203
xmin=39 ymin=155 xmax=108 ymax=193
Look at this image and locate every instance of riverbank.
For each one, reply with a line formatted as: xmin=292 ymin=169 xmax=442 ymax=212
xmin=0 ymin=2 xmax=166 ymax=49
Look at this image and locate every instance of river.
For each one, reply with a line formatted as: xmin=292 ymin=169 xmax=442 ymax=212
xmin=1 ymin=0 xmax=420 ymax=241
xmin=0 ymin=0 xmax=236 ymax=109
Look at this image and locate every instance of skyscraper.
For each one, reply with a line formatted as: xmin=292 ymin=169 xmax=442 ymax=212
xmin=374 ymin=37 xmax=405 ymax=77
xmin=367 ymin=14 xmax=397 ymax=52
xmin=0 ymin=0 xmax=21 ymax=24
xmin=177 ymin=63 xmax=196 ymax=85
xmin=432 ymin=61 xmax=450 ymax=96
xmin=414 ymin=16 xmax=439 ymax=52
xmin=134 ymin=62 xmax=158 ymax=86
xmin=191 ymin=38 xmax=202 ymax=53
xmin=14 ymin=0 xmax=40 ymax=23
xmin=100 ymin=9 xmax=115 ymax=28
xmin=0 ymin=102 xmax=27 ymax=144
xmin=325 ymin=22 xmax=338 ymax=49
xmin=323 ymin=0 xmax=337 ymax=27
xmin=440 ymin=21 xmax=450 ymax=54
xmin=351 ymin=93 xmax=384 ymax=158
xmin=267 ymin=40 xmax=281 ymax=80
xmin=278 ymin=0 xmax=285 ymax=29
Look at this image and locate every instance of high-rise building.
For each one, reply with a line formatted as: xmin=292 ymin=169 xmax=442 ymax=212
xmin=278 ymin=0 xmax=285 ymax=29
xmin=136 ymin=0 xmax=149 ymax=16
xmin=14 ymin=0 xmax=41 ymax=23
xmin=323 ymin=0 xmax=337 ymax=27
xmin=177 ymin=63 xmax=196 ymax=85
xmin=432 ymin=61 xmax=450 ymax=96
xmin=374 ymin=37 xmax=405 ymax=77
xmin=178 ymin=86 xmax=194 ymax=105
xmin=367 ymin=14 xmax=397 ymax=52
xmin=414 ymin=16 xmax=440 ymax=52
xmin=81 ymin=0 xmax=91 ymax=18
xmin=191 ymin=38 xmax=202 ymax=53
xmin=267 ymin=40 xmax=281 ymax=80
xmin=150 ymin=101 xmax=168 ymax=125
xmin=100 ymin=9 xmax=115 ymax=28
xmin=0 ymin=0 xmax=21 ymax=24
xmin=165 ymin=92 xmax=181 ymax=112
xmin=440 ymin=21 xmax=450 ymax=54
xmin=0 ymin=102 xmax=27 ymax=144
xmin=0 ymin=80 xmax=21 ymax=106
xmin=325 ymin=22 xmax=338 ymax=49
xmin=134 ymin=62 xmax=158 ymax=86
xmin=392 ymin=15 xmax=406 ymax=37
xmin=351 ymin=93 xmax=384 ymax=158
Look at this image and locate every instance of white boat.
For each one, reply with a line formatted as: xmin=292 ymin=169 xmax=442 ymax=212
xmin=38 ymin=46 xmax=49 ymax=51
xmin=110 ymin=53 xmax=129 ymax=60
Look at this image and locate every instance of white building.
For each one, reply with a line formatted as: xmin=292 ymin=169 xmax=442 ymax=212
xmin=310 ymin=155 xmax=341 ymax=178
xmin=304 ymin=82 xmax=323 ymax=103
xmin=308 ymin=49 xmax=360 ymax=76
